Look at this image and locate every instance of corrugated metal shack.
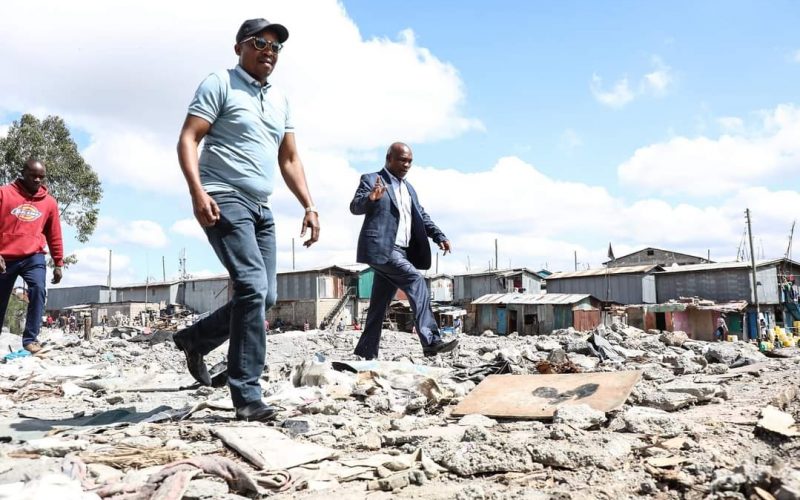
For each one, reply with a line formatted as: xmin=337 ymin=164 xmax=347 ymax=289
xmin=114 ymin=280 xmax=181 ymax=308
xmin=454 ymin=268 xmax=545 ymax=305
xmin=546 ymin=265 xmax=662 ymax=305
xmin=46 ymin=285 xmax=115 ymax=311
xmin=604 ymin=247 xmax=711 ymax=268
xmin=655 ymin=258 xmax=800 ymax=338
xmin=180 ymin=275 xmax=232 ymax=314
xmin=267 ymin=265 xmax=362 ymax=329
xmin=471 ymin=293 xmax=602 ymax=335
xmin=625 ymin=299 xmax=748 ymax=342
xmin=358 ymin=270 xmax=454 ymax=303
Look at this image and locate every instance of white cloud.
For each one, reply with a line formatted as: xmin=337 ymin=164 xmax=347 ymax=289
xmin=0 ymin=123 xmax=9 ymax=138
xmin=618 ymin=104 xmax=800 ymax=196
xmin=97 ymin=218 xmax=169 ymax=248
xmin=590 ymin=74 xmax=634 ymax=108
xmin=170 ymin=218 xmax=207 ymax=241
xmin=592 ymin=56 xmax=674 ymax=107
xmin=642 ymin=57 xmax=673 ymax=95
xmin=50 ymin=247 xmax=135 ymax=287
xmin=793 ymin=49 xmax=800 ymax=63
xmin=559 ymin=128 xmax=583 ymax=151
xmin=717 ymin=116 xmax=744 ymax=132
xmin=0 ymin=0 xmax=480 ymax=195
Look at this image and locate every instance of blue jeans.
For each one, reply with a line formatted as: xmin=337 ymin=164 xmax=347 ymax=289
xmin=0 ymin=253 xmax=47 ymax=346
xmin=355 ymin=246 xmax=440 ymax=359
xmin=175 ymin=192 xmax=277 ymax=407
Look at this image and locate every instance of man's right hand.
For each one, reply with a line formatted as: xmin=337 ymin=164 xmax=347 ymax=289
xmin=369 ymin=176 xmax=386 ymax=201
xmin=0 ymin=256 xmax=5 ymax=273
xmin=192 ymin=191 xmax=221 ymax=227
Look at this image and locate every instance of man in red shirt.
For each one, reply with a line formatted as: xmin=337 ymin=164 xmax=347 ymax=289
xmin=0 ymin=159 xmax=64 ymax=354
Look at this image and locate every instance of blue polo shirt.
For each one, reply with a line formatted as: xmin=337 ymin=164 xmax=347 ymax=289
xmin=188 ymin=65 xmax=293 ymax=204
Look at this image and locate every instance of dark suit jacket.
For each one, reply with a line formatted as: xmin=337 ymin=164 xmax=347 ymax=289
xmin=350 ymin=169 xmax=447 ymax=270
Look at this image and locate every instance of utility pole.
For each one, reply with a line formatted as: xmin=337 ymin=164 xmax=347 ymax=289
xmin=494 ymin=239 xmax=498 ymax=270
xmin=574 ymin=251 xmax=578 ymax=272
xmin=435 ymin=253 xmax=439 ymax=274
xmin=162 ymin=256 xmax=166 ymax=282
xmin=107 ymin=249 xmax=113 ymax=303
xmin=292 ymin=238 xmax=296 ymax=270
xmin=745 ymin=209 xmax=761 ymax=339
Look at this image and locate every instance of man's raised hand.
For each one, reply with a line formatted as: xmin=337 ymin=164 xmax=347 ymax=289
xmin=369 ymin=176 xmax=386 ymax=201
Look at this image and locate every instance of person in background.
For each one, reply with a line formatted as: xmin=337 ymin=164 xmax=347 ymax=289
xmin=0 ymin=159 xmax=64 ymax=354
xmin=714 ymin=316 xmax=729 ymax=342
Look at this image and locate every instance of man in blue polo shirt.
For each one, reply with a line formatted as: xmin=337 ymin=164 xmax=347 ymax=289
xmin=175 ymin=18 xmax=320 ymax=421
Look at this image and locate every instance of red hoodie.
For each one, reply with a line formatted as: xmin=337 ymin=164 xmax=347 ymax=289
xmin=0 ymin=180 xmax=64 ymax=266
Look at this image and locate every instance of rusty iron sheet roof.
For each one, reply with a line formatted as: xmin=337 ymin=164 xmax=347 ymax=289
xmin=547 ymin=264 xmax=663 ymax=279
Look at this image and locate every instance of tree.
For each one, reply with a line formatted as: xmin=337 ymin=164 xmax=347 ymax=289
xmin=0 ymin=114 xmax=102 ymax=242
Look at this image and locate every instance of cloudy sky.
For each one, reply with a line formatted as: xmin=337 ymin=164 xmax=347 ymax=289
xmin=1 ymin=0 xmax=798 ymax=287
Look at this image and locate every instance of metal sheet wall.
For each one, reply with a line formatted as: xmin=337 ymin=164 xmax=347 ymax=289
xmin=546 ymin=274 xmax=647 ymax=304
xmin=656 ymin=269 xmax=752 ymax=303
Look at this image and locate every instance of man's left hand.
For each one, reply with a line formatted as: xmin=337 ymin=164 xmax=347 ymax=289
xmin=52 ymin=267 xmax=63 ymax=285
xmin=439 ymin=240 xmax=452 ymax=255
xmin=301 ymin=212 xmax=320 ymax=247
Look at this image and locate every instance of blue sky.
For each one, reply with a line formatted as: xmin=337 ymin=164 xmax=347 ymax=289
xmin=1 ymin=0 xmax=798 ymax=286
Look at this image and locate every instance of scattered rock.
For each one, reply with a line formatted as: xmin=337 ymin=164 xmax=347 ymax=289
xmin=621 ymin=406 xmax=687 ymax=437
xmin=660 ymin=330 xmax=688 ymax=347
xmin=552 ymin=404 xmax=607 ymax=430
xmin=457 ymin=414 xmax=497 ymax=428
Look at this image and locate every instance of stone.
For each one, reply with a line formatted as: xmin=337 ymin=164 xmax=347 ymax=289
xmin=391 ymin=416 xmax=418 ymax=432
xmin=660 ymin=330 xmax=688 ymax=347
xmin=21 ymin=438 xmax=89 ymax=457
xmin=105 ymin=395 xmax=125 ymax=405
xmin=527 ymin=432 xmax=633 ymax=471
xmin=546 ymin=348 xmax=568 ymax=364
xmin=565 ymin=339 xmax=592 ymax=354
xmin=706 ymin=363 xmax=729 ymax=374
xmin=641 ymin=364 xmax=676 ymax=382
xmin=165 ymin=439 xmax=189 ymax=450
xmin=457 ymin=414 xmax=497 ymax=428
xmin=552 ymin=404 xmax=607 ymax=430
xmin=496 ymin=347 xmax=522 ymax=364
xmin=481 ymin=330 xmax=496 ymax=337
xmin=641 ymin=390 xmax=698 ymax=411
xmin=87 ymin=463 xmax=124 ymax=484
xmin=359 ymin=431 xmax=382 ymax=450
xmin=567 ymin=353 xmax=599 ymax=371
xmin=660 ymin=381 xmax=717 ymax=401
xmin=119 ymin=436 xmax=162 ymax=448
xmin=662 ymin=352 xmax=705 ymax=375
xmin=282 ymin=417 xmax=315 ymax=436
xmin=183 ymin=478 xmax=229 ymax=499
xmin=425 ymin=432 xmax=537 ymax=476
xmin=534 ymin=339 xmax=561 ymax=352
xmin=621 ymin=406 xmax=686 ymax=437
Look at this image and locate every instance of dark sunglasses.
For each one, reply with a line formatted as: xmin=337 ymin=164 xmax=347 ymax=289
xmin=240 ymin=36 xmax=283 ymax=54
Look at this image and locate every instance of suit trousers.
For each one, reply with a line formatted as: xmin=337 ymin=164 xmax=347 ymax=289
xmin=355 ymin=246 xmax=440 ymax=359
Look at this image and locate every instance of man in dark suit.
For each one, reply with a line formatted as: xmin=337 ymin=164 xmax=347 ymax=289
xmin=350 ymin=142 xmax=458 ymax=359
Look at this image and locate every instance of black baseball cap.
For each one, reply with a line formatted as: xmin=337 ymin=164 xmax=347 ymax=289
xmin=236 ymin=18 xmax=289 ymax=44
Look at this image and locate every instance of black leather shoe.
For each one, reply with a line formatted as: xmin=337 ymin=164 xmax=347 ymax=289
xmin=423 ymin=338 xmax=459 ymax=357
xmin=173 ymin=334 xmax=212 ymax=386
xmin=235 ymin=401 xmax=278 ymax=421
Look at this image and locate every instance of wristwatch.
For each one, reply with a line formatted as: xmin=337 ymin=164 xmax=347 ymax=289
xmin=305 ymin=205 xmax=318 ymax=214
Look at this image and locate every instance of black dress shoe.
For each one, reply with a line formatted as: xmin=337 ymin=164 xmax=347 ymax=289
xmin=235 ymin=401 xmax=278 ymax=422
xmin=173 ymin=334 xmax=212 ymax=386
xmin=423 ymin=338 xmax=459 ymax=357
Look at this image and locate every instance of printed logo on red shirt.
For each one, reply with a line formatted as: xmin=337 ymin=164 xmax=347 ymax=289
xmin=11 ymin=203 xmax=42 ymax=222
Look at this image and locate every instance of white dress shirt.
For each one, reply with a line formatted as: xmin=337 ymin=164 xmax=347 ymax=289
xmin=384 ymin=169 xmax=412 ymax=247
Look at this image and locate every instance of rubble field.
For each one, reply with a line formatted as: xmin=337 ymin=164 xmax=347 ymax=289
xmin=0 ymin=322 xmax=798 ymax=500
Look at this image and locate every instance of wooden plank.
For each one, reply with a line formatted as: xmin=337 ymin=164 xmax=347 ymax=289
xmin=452 ymin=371 xmax=642 ymax=419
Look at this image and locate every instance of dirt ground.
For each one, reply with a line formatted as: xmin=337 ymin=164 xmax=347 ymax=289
xmin=0 ymin=324 xmax=798 ymax=499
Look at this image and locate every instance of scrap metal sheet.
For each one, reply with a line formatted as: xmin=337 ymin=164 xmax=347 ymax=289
xmin=452 ymin=371 xmax=642 ymax=419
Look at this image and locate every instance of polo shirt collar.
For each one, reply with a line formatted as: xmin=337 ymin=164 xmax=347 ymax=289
xmin=234 ymin=65 xmax=271 ymax=89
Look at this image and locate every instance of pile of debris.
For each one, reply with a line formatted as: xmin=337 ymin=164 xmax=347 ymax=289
xmin=0 ymin=322 xmax=798 ymax=499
